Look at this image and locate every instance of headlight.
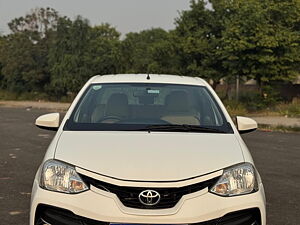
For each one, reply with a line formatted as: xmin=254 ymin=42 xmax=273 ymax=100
xmin=40 ymin=160 xmax=88 ymax=194
xmin=210 ymin=163 xmax=258 ymax=196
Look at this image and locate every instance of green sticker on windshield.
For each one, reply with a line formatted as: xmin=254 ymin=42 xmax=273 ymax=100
xmin=148 ymin=90 xmax=160 ymax=94
xmin=93 ymin=85 xmax=102 ymax=90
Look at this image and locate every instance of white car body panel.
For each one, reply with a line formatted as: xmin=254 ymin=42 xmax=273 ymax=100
xmin=55 ymin=131 xmax=244 ymax=182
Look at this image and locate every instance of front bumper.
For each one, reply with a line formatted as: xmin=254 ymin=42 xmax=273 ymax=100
xmin=36 ymin=205 xmax=261 ymax=225
xmin=30 ymin=178 xmax=266 ymax=225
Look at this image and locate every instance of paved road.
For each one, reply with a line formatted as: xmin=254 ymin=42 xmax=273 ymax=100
xmin=0 ymin=107 xmax=299 ymax=225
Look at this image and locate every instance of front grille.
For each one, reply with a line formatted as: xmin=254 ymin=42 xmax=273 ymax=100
xmin=80 ymin=174 xmax=219 ymax=209
xmin=36 ymin=205 xmax=261 ymax=225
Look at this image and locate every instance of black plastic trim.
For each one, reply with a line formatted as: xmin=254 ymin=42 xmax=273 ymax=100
xmin=80 ymin=174 xmax=220 ymax=209
xmin=36 ymin=125 xmax=58 ymax=131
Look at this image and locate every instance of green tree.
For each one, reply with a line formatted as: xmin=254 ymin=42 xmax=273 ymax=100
xmin=48 ymin=17 xmax=122 ymax=97
xmin=121 ymin=28 xmax=179 ymax=74
xmin=0 ymin=32 xmax=50 ymax=93
xmin=8 ymin=7 xmax=59 ymax=37
xmin=147 ymin=31 xmax=180 ymax=75
xmin=0 ymin=7 xmax=59 ymax=94
xmin=220 ymin=0 xmax=300 ymax=89
xmin=48 ymin=16 xmax=91 ymax=96
xmin=174 ymin=0 xmax=300 ymax=90
xmin=174 ymin=0 xmax=228 ymax=89
xmin=87 ymin=23 xmax=122 ymax=75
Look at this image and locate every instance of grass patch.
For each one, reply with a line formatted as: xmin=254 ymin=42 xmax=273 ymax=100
xmin=0 ymin=90 xmax=49 ymax=101
xmin=224 ymin=99 xmax=300 ymax=118
xmin=0 ymin=90 xmax=74 ymax=103
xmin=259 ymin=124 xmax=300 ymax=132
xmin=275 ymin=102 xmax=300 ymax=118
xmin=224 ymin=100 xmax=248 ymax=117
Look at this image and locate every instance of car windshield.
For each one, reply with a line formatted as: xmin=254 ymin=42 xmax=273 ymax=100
xmin=65 ymin=83 xmax=233 ymax=133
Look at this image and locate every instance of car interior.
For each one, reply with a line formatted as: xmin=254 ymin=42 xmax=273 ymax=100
xmin=74 ymin=84 xmax=223 ymax=126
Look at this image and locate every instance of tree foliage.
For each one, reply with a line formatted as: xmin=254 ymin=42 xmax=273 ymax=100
xmin=174 ymin=0 xmax=300 ymax=89
xmin=48 ymin=17 xmax=122 ymax=96
xmin=8 ymin=7 xmax=59 ymax=36
xmin=174 ymin=0 xmax=228 ymax=89
xmin=0 ymin=7 xmax=58 ymax=93
xmin=0 ymin=2 xmax=299 ymax=100
xmin=121 ymin=28 xmax=179 ymax=74
xmin=0 ymin=33 xmax=50 ymax=92
xmin=219 ymin=0 xmax=300 ymax=87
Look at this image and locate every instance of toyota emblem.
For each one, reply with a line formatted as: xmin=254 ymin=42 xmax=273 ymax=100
xmin=138 ymin=190 xmax=161 ymax=206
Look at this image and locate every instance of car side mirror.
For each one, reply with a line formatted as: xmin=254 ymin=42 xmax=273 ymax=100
xmin=35 ymin=113 xmax=60 ymax=131
xmin=236 ymin=116 xmax=257 ymax=134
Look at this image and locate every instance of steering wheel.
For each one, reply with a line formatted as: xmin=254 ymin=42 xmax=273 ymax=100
xmin=97 ymin=116 xmax=122 ymax=123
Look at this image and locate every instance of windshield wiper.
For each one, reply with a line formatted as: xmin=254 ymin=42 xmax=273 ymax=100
xmin=144 ymin=124 xmax=226 ymax=133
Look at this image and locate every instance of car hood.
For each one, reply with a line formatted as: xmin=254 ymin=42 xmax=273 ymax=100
xmin=55 ymin=131 xmax=244 ymax=182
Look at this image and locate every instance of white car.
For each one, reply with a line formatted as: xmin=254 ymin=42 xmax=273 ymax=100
xmin=31 ymin=74 xmax=266 ymax=225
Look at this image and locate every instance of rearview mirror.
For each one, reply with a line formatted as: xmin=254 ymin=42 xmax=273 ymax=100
xmin=35 ymin=113 xmax=60 ymax=131
xmin=236 ymin=116 xmax=257 ymax=134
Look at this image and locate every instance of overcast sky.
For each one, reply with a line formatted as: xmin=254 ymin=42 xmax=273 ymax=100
xmin=0 ymin=0 xmax=191 ymax=35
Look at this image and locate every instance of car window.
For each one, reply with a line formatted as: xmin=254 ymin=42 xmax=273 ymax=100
xmin=67 ymin=83 xmax=232 ymax=133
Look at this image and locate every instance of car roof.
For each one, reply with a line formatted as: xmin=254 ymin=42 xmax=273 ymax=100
xmin=90 ymin=74 xmax=208 ymax=86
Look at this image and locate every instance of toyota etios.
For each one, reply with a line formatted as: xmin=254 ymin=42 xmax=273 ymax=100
xmin=31 ymin=74 xmax=266 ymax=225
